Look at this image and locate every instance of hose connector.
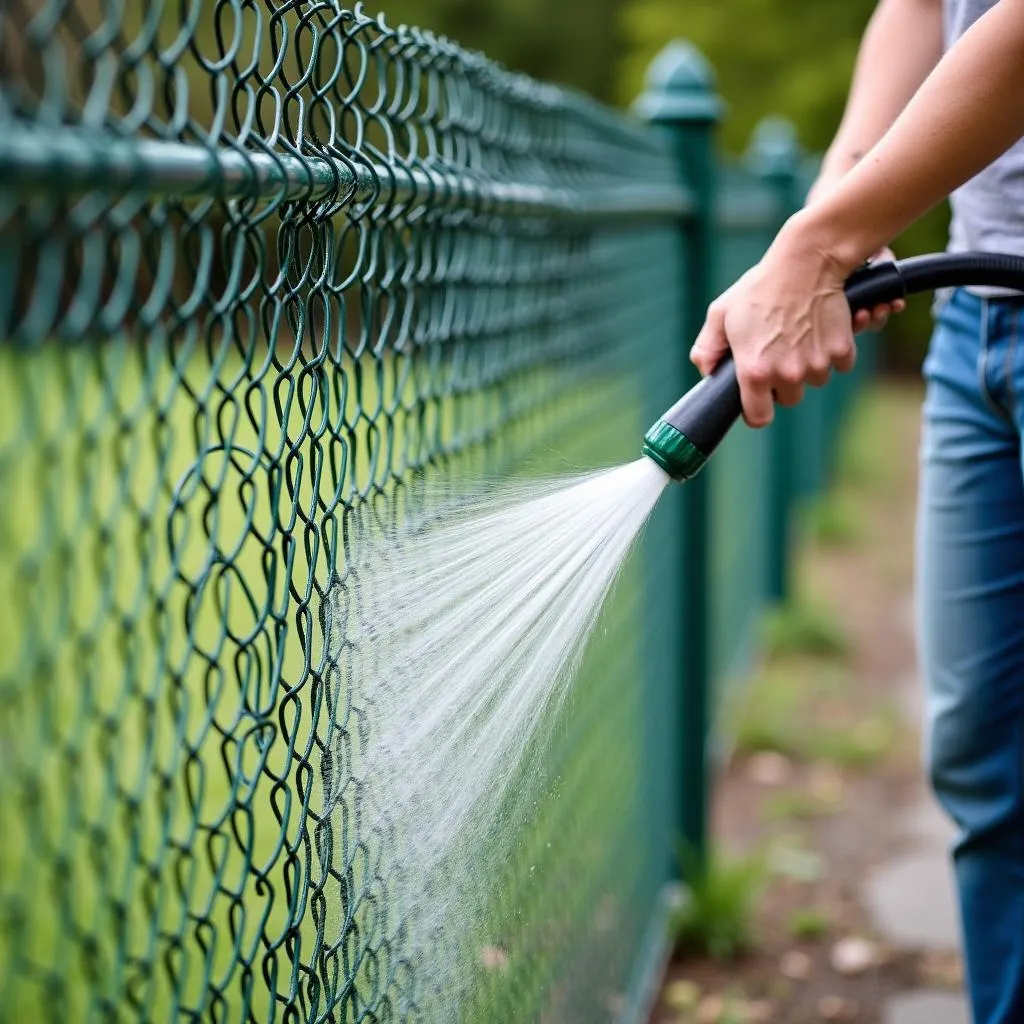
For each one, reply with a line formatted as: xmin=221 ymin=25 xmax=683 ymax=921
xmin=641 ymin=420 xmax=706 ymax=481
xmin=642 ymin=365 xmax=740 ymax=481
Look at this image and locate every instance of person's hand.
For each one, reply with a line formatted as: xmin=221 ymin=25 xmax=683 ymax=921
xmin=852 ymin=245 xmax=906 ymax=333
xmin=689 ymin=220 xmax=859 ymax=429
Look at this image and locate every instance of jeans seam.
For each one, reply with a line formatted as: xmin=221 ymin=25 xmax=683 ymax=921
xmin=1008 ymin=306 xmax=1020 ymax=418
xmin=978 ymin=298 xmax=1010 ymax=420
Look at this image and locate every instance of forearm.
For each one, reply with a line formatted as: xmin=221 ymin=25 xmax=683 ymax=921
xmin=817 ymin=0 xmax=944 ymax=185
xmin=792 ymin=0 xmax=1024 ymax=272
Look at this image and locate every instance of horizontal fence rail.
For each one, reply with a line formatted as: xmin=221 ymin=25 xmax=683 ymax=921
xmin=0 ymin=126 xmax=693 ymax=218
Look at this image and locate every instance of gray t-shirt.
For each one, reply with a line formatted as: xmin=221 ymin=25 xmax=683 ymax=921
xmin=944 ymin=0 xmax=1024 ymax=293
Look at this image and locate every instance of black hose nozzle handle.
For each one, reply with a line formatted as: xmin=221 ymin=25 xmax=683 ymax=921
xmin=642 ymin=251 xmax=1024 ymax=482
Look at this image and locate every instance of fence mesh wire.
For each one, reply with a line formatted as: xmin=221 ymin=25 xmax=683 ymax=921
xmin=0 ymin=3 xmax=689 ymax=1021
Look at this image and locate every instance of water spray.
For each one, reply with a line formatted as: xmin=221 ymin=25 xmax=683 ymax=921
xmin=323 ymin=251 xmax=1024 ymax=1015
xmin=643 ymin=251 xmax=1024 ymax=481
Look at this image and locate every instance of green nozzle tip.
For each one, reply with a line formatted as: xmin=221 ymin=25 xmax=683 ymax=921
xmin=642 ymin=420 xmax=707 ymax=482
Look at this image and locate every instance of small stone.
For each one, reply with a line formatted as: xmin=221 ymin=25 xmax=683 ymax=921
xmin=745 ymin=998 xmax=775 ymax=1022
xmin=780 ymin=949 xmax=812 ymax=980
xmin=817 ymin=994 xmax=857 ymax=1020
xmin=830 ymin=936 xmax=878 ymax=975
xmin=747 ymin=751 xmax=793 ymax=786
xmin=696 ymin=993 xmax=725 ymax=1023
xmin=664 ymin=979 xmax=701 ymax=1012
xmin=769 ymin=842 xmax=826 ymax=883
xmin=808 ymin=763 xmax=844 ymax=803
xmin=479 ymin=945 xmax=509 ymax=971
xmin=919 ymin=950 xmax=965 ymax=989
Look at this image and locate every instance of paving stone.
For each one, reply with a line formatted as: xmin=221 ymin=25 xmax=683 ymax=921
xmin=898 ymin=673 xmax=924 ymax=727
xmin=864 ymin=850 xmax=961 ymax=949
xmin=884 ymin=990 xmax=968 ymax=1024
xmin=900 ymin=799 xmax=959 ymax=847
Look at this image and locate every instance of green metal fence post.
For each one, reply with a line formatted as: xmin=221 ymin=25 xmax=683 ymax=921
xmin=635 ymin=41 xmax=723 ymax=870
xmin=745 ymin=116 xmax=803 ymax=604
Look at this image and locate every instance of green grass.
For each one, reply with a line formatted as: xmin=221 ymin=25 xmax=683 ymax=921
xmin=735 ymin=695 xmax=897 ymax=768
xmin=761 ymin=789 xmax=840 ymax=823
xmin=729 ymin=659 xmax=898 ymax=769
xmin=787 ymin=908 xmax=830 ymax=941
xmin=802 ymin=492 xmax=863 ymax=547
xmin=834 ymin=385 xmax=917 ymax=492
xmin=809 ymin=711 xmax=900 ymax=768
xmin=671 ymin=844 xmax=767 ymax=962
xmin=762 ymin=599 xmax=849 ymax=661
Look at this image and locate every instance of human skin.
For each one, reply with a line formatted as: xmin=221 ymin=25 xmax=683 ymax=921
xmin=806 ymin=0 xmax=946 ymax=334
xmin=690 ymin=0 xmax=1024 ymax=428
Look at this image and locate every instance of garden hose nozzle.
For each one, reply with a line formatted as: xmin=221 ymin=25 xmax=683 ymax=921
xmin=642 ymin=251 xmax=1024 ymax=482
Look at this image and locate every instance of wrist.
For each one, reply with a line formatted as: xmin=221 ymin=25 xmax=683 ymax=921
xmin=774 ymin=205 xmax=880 ymax=280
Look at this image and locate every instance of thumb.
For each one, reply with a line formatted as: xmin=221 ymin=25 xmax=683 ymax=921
xmin=690 ymin=304 xmax=729 ymax=377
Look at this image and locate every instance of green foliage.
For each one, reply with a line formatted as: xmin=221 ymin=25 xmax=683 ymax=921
xmin=762 ymin=601 xmax=849 ymax=660
xmin=816 ymin=712 xmax=900 ymax=768
xmin=671 ymin=843 xmax=766 ymax=961
xmin=732 ymin=665 xmax=898 ymax=768
xmin=762 ymin=789 xmax=839 ymax=823
xmin=835 ymin=385 xmax=920 ymax=492
xmin=787 ymin=907 xmax=831 ymax=940
xmin=368 ymin=0 xmax=627 ymax=103
xmin=616 ymin=0 xmax=876 ymax=154
xmin=802 ymin=493 xmax=862 ymax=547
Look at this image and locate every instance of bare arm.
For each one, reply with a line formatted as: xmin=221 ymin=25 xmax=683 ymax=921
xmin=809 ymin=0 xmax=944 ymax=330
xmin=802 ymin=0 xmax=1024 ymax=270
xmin=812 ymin=0 xmax=945 ymax=192
xmin=691 ymin=0 xmax=1024 ymax=428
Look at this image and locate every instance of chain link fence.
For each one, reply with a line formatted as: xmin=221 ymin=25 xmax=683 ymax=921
xmin=0 ymin=3 xmax=698 ymax=1021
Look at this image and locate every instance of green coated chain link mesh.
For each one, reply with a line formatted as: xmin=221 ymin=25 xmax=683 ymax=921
xmin=0 ymin=3 xmax=691 ymax=1021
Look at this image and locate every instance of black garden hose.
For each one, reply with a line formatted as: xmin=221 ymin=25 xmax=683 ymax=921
xmin=641 ymin=251 xmax=1024 ymax=482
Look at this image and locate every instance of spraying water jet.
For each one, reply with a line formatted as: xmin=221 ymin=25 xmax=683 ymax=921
xmin=642 ymin=251 xmax=1024 ymax=481
xmin=322 ymin=251 xmax=1024 ymax=1016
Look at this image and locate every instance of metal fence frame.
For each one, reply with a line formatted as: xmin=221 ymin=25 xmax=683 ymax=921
xmin=0 ymin=8 xmax=872 ymax=1021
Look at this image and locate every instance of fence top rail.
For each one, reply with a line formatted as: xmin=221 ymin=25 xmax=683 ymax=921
xmin=0 ymin=123 xmax=694 ymax=221
xmin=1 ymin=2 xmax=691 ymax=222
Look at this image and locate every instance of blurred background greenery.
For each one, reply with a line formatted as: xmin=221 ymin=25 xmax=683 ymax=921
xmin=372 ymin=0 xmax=949 ymax=372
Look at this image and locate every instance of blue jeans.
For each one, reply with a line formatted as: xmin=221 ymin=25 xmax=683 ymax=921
xmin=916 ymin=287 xmax=1024 ymax=1024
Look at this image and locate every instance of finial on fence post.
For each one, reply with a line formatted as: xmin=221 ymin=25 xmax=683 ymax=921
xmin=746 ymin=115 xmax=803 ymax=605
xmin=636 ymin=40 xmax=724 ymax=880
xmin=633 ymin=41 xmax=725 ymax=125
xmin=745 ymin=115 xmax=800 ymax=182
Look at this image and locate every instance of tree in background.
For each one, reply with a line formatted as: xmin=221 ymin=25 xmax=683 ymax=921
xmin=365 ymin=0 xmax=626 ymax=105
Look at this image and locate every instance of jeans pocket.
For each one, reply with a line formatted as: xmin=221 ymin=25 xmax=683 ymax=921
xmin=931 ymin=286 xmax=955 ymax=320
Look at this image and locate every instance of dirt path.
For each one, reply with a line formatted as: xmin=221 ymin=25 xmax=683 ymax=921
xmin=648 ymin=380 xmax=966 ymax=1024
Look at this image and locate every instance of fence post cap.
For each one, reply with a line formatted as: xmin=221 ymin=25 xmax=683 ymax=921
xmin=745 ymin=115 xmax=801 ymax=176
xmin=633 ymin=41 xmax=724 ymax=124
